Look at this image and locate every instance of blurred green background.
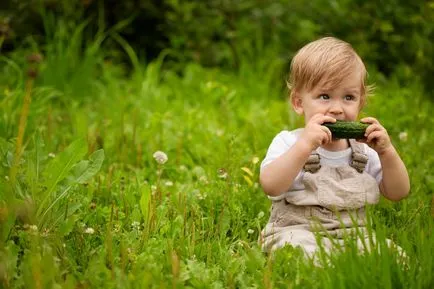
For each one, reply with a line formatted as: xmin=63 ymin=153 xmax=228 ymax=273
xmin=1 ymin=0 xmax=433 ymax=94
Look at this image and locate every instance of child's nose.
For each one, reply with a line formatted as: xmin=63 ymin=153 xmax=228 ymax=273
xmin=328 ymin=101 xmax=343 ymax=114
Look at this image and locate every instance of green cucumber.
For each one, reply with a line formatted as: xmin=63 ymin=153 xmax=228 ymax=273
xmin=323 ymin=120 xmax=369 ymax=139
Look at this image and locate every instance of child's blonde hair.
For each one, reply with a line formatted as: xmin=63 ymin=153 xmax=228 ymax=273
xmin=288 ymin=37 xmax=371 ymax=107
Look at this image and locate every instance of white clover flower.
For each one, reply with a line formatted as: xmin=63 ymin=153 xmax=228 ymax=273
xmin=198 ymin=191 xmax=207 ymax=200
xmin=153 ymin=151 xmax=168 ymax=165
xmin=164 ymin=181 xmax=174 ymax=187
xmin=42 ymin=229 xmax=50 ymax=237
xmin=199 ymin=175 xmax=208 ymax=184
xmin=113 ymin=223 xmax=121 ymax=233
xmin=29 ymin=225 xmax=38 ymax=232
xmin=131 ymin=221 xmax=141 ymax=230
xmin=247 ymin=229 xmax=254 ymax=234
xmin=48 ymin=152 xmax=56 ymax=158
xmin=399 ymin=132 xmax=408 ymax=142
xmin=217 ymin=168 xmax=228 ymax=179
xmin=84 ymin=227 xmax=95 ymax=234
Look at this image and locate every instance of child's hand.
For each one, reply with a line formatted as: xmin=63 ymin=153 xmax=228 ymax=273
xmin=359 ymin=117 xmax=392 ymax=155
xmin=299 ymin=113 xmax=336 ymax=151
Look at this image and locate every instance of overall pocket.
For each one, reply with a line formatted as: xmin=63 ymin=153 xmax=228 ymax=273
xmin=316 ymin=175 xmax=367 ymax=210
xmin=269 ymin=199 xmax=309 ymax=227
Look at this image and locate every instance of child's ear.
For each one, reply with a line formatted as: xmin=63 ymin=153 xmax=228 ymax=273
xmin=291 ymin=92 xmax=304 ymax=115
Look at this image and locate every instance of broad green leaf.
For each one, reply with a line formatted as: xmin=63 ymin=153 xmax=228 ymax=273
xmin=73 ymin=149 xmax=105 ymax=184
xmin=39 ymin=150 xmax=104 ymax=227
xmin=38 ymin=138 xmax=87 ymax=216
xmin=58 ymin=214 xmax=78 ymax=237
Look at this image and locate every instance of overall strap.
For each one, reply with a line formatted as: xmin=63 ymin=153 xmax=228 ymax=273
xmin=303 ymin=140 xmax=369 ymax=174
xmin=348 ymin=139 xmax=368 ymax=173
xmin=304 ymin=152 xmax=321 ymax=173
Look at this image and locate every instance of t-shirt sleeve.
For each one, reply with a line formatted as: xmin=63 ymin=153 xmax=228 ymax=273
xmin=365 ymin=146 xmax=383 ymax=184
xmin=260 ymin=130 xmax=299 ymax=171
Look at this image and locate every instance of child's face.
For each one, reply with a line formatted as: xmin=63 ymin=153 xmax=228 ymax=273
xmin=292 ymin=71 xmax=362 ymax=122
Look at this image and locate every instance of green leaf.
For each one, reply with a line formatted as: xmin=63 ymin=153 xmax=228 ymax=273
xmin=27 ymin=133 xmax=45 ymax=200
xmin=39 ymin=150 xmax=104 ymax=228
xmin=38 ymin=138 xmax=87 ymax=217
xmin=73 ymin=149 xmax=105 ymax=184
xmin=58 ymin=214 xmax=78 ymax=237
xmin=140 ymin=184 xmax=152 ymax=225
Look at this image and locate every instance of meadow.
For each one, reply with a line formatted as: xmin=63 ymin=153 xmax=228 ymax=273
xmin=1 ymin=29 xmax=434 ymax=288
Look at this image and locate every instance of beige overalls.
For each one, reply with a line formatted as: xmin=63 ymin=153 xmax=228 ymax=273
xmin=261 ymin=139 xmax=382 ymax=258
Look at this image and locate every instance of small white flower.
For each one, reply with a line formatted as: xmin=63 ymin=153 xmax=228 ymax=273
xmin=48 ymin=152 xmax=56 ymax=158
xmin=247 ymin=229 xmax=254 ymax=234
xmin=113 ymin=224 xmax=121 ymax=233
xmin=217 ymin=168 xmax=228 ymax=179
xmin=153 ymin=151 xmax=168 ymax=165
xmin=198 ymin=192 xmax=207 ymax=200
xmin=29 ymin=225 xmax=38 ymax=232
xmin=84 ymin=227 xmax=95 ymax=234
xmin=151 ymin=185 xmax=157 ymax=192
xmin=199 ymin=175 xmax=208 ymax=184
xmin=131 ymin=221 xmax=141 ymax=230
xmin=399 ymin=132 xmax=408 ymax=142
xmin=164 ymin=181 xmax=174 ymax=187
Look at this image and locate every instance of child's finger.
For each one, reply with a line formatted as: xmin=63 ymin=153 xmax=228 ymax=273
xmin=360 ymin=117 xmax=379 ymax=125
xmin=364 ymin=123 xmax=383 ymax=137
xmin=321 ymin=115 xmax=337 ymax=124
xmin=311 ymin=114 xmax=335 ymax=125
xmin=366 ymin=130 xmax=383 ymax=143
xmin=323 ymin=126 xmax=333 ymax=143
xmin=318 ymin=125 xmax=331 ymax=145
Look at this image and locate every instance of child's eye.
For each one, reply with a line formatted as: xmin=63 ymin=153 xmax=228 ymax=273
xmin=344 ymin=95 xmax=355 ymax=101
xmin=319 ymin=94 xmax=330 ymax=100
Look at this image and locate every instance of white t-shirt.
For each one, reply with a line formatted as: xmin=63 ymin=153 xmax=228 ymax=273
xmin=261 ymin=129 xmax=383 ymax=200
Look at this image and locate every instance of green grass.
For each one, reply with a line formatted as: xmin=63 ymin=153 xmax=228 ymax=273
xmin=0 ymin=33 xmax=434 ymax=288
